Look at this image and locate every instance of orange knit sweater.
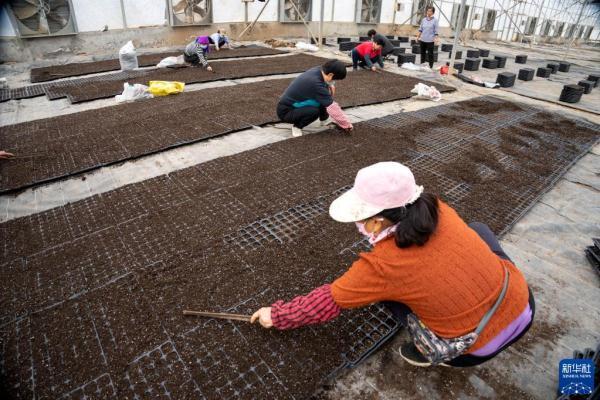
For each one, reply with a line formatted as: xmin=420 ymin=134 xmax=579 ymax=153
xmin=331 ymin=202 xmax=530 ymax=353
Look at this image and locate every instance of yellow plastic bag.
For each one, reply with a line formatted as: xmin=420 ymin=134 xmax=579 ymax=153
xmin=148 ymin=81 xmax=185 ymax=96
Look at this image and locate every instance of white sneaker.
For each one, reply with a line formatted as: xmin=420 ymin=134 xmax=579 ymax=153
xmin=291 ymin=126 xmax=303 ymax=137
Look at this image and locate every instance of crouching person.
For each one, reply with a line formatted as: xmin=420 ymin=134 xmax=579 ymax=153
xmin=183 ymin=36 xmax=213 ymax=72
xmin=209 ymin=29 xmax=230 ymax=51
xmin=251 ymin=162 xmax=535 ymax=368
xmin=351 ymin=38 xmax=385 ymax=71
xmin=276 ymin=60 xmax=353 ymax=137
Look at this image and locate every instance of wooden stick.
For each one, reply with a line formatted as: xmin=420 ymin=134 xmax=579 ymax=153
xmin=11 ymin=155 xmax=44 ymax=160
xmin=182 ymin=310 xmax=252 ymax=322
xmin=237 ymin=0 xmax=271 ymax=40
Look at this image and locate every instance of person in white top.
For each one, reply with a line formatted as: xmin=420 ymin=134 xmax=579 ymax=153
xmin=416 ymin=6 xmax=440 ymax=68
xmin=209 ymin=29 xmax=230 ymax=51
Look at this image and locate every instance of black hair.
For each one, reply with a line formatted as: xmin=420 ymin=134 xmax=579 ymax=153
xmin=426 ymin=6 xmax=435 ymax=13
xmin=374 ymin=37 xmax=386 ymax=47
xmin=322 ymin=59 xmax=347 ymax=80
xmin=367 ymin=29 xmax=377 ymax=37
xmin=377 ymin=193 xmax=439 ymax=248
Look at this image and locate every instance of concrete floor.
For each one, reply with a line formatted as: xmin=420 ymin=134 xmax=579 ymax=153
xmin=0 ymin=38 xmax=599 ymax=399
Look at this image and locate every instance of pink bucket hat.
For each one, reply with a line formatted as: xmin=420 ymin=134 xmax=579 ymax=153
xmin=329 ymin=162 xmax=424 ymax=223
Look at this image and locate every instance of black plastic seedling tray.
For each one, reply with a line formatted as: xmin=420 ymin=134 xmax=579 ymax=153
xmin=586 ymin=246 xmax=600 ymax=273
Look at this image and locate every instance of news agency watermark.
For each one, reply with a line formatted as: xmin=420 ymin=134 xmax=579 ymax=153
xmin=559 ymin=359 xmax=595 ymax=395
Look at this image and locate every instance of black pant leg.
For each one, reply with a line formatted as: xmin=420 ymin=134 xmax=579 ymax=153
xmin=279 ymin=106 xmax=320 ymax=129
xmin=427 ymin=42 xmax=434 ymax=68
xmin=382 ymin=301 xmax=413 ymax=326
xmin=468 ymin=222 xmax=512 ymax=262
xmin=319 ymin=104 xmax=329 ymax=121
xmin=183 ymin=53 xmax=199 ymax=64
xmin=420 ymin=40 xmax=427 ymax=65
xmin=351 ymin=49 xmax=360 ymax=69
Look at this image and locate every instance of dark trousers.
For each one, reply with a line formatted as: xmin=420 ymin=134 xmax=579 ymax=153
xmin=208 ymin=37 xmax=227 ymax=48
xmin=183 ymin=50 xmax=207 ymax=65
xmin=276 ymin=103 xmax=328 ymax=129
xmin=384 ymin=221 xmax=535 ymax=367
xmin=351 ymin=49 xmax=381 ymax=70
xmin=183 ymin=53 xmax=199 ymax=65
xmin=419 ymin=40 xmax=435 ymax=68
xmin=351 ymin=49 xmax=364 ymax=69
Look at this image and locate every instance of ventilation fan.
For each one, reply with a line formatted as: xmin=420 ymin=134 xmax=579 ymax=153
xmin=7 ymin=0 xmax=77 ymax=37
xmin=282 ymin=0 xmax=310 ymax=22
xmin=170 ymin=0 xmax=212 ymax=26
xmin=360 ymin=0 xmax=382 ymax=23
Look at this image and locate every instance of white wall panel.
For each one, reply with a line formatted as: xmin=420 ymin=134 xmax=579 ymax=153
xmin=123 ymin=0 xmax=166 ymax=27
xmin=214 ymin=0 xmax=245 ymax=23
xmin=379 ymin=0 xmax=395 ymax=23
xmin=333 ymin=0 xmax=356 ymax=22
xmin=72 ymin=0 xmax=124 ymax=31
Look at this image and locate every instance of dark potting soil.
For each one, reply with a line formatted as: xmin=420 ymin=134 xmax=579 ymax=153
xmin=30 ymin=51 xmax=181 ymax=83
xmin=0 ymin=97 xmax=598 ymax=400
xmin=0 ymin=70 xmax=455 ymax=193
xmin=30 ymin=46 xmax=286 ymax=83
xmin=59 ymin=53 xmax=334 ymax=103
xmin=1 ymin=49 xmax=298 ymax=103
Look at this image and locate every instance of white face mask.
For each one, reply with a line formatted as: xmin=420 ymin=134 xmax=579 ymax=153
xmin=355 ymin=221 xmax=372 ymax=238
xmin=355 ymin=219 xmax=397 ymax=245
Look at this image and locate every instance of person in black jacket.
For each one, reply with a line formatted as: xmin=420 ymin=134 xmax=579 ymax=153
xmin=276 ymin=60 xmax=353 ymax=137
xmin=367 ymin=29 xmax=394 ymax=59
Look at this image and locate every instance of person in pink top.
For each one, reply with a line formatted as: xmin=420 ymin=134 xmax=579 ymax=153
xmin=351 ymin=38 xmax=385 ymax=71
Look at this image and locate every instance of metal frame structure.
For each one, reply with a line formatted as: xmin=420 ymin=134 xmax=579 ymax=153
xmin=439 ymin=0 xmax=597 ymax=59
xmin=237 ymin=0 xmax=597 ymax=50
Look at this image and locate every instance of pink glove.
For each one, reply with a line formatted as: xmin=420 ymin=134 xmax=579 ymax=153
xmin=326 ymin=102 xmax=353 ymax=130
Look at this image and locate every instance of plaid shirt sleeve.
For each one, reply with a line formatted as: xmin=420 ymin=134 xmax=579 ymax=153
xmin=196 ymin=45 xmax=209 ymax=67
xmin=271 ymin=284 xmax=342 ymax=330
xmin=326 ymin=102 xmax=353 ymax=130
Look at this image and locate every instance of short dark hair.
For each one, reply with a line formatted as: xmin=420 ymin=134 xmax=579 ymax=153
xmin=367 ymin=29 xmax=377 ymax=37
xmin=426 ymin=6 xmax=435 ymax=13
xmin=377 ymin=193 xmax=439 ymax=248
xmin=374 ymin=37 xmax=386 ymax=46
xmin=322 ymin=59 xmax=347 ymax=80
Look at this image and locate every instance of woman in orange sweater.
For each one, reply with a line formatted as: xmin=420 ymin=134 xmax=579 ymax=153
xmin=251 ymin=162 xmax=534 ymax=367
